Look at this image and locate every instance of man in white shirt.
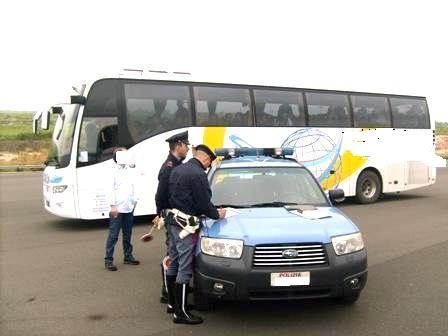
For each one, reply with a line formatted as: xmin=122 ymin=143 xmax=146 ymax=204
xmin=104 ymin=147 xmax=139 ymax=271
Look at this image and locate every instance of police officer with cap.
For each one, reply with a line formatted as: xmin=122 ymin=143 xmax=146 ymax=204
xmin=154 ymin=130 xmax=190 ymax=305
xmin=165 ymin=144 xmax=226 ymax=324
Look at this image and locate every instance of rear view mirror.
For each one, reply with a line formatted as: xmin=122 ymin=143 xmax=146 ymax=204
xmin=329 ymin=189 xmax=345 ymax=203
xmin=41 ymin=110 xmax=50 ymax=130
xmin=32 ymin=116 xmax=39 ymax=134
xmin=71 ymin=95 xmax=86 ymax=105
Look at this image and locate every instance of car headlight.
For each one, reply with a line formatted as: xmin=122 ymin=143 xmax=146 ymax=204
xmin=53 ymin=185 xmax=68 ymax=193
xmin=200 ymin=237 xmax=243 ymax=259
xmin=331 ymin=232 xmax=364 ymax=255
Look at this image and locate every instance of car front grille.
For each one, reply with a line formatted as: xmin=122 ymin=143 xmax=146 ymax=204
xmin=253 ymin=243 xmax=327 ymax=268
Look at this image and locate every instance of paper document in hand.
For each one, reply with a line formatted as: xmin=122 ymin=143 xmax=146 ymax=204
xmin=224 ymin=207 xmax=240 ymax=218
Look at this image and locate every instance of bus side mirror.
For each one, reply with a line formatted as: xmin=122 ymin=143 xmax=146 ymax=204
xmin=41 ymin=110 xmax=50 ymax=130
xmin=71 ymin=95 xmax=86 ymax=105
xmin=329 ymin=189 xmax=345 ymax=203
xmin=32 ymin=115 xmax=39 ymax=134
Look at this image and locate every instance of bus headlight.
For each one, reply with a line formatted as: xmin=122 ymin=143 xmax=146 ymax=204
xmin=53 ymin=185 xmax=68 ymax=193
xmin=200 ymin=237 xmax=243 ymax=259
xmin=331 ymin=232 xmax=364 ymax=255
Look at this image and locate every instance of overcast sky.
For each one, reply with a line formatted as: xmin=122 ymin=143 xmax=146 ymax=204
xmin=1 ymin=0 xmax=447 ymax=121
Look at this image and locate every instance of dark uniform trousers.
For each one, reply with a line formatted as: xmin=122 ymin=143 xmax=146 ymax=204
xmin=165 ymin=214 xmax=195 ymax=284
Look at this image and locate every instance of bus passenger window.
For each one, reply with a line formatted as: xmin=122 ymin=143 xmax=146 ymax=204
xmin=306 ymin=92 xmax=351 ymax=128
xmin=124 ymin=84 xmax=192 ymax=144
xmin=194 ymin=86 xmax=252 ymax=126
xmin=254 ymin=89 xmax=305 ymax=127
xmin=352 ymin=95 xmax=391 ymax=128
xmin=390 ymin=98 xmax=429 ymax=129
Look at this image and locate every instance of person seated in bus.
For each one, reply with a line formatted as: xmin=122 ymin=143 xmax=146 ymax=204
xmin=174 ymin=100 xmax=191 ymax=127
xmin=233 ymin=112 xmax=245 ymax=125
xmin=224 ymin=113 xmax=234 ymax=125
xmin=276 ymin=104 xmax=294 ymax=126
xmin=258 ymin=112 xmax=275 ymax=126
xmin=98 ymin=125 xmax=119 ymax=162
xmin=328 ymin=105 xmax=347 ymax=126
xmin=206 ymin=113 xmax=222 ymax=126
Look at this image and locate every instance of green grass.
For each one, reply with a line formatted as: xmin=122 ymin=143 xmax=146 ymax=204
xmin=436 ymin=121 xmax=448 ymax=135
xmin=0 ymin=111 xmax=55 ymax=140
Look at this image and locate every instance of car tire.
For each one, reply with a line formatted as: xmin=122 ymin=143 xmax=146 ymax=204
xmin=355 ymin=170 xmax=381 ymax=204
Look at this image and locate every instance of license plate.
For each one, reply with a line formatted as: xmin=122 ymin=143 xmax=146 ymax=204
xmin=270 ymin=271 xmax=310 ymax=286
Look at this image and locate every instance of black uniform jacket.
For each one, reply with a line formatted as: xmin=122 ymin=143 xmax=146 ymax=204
xmin=169 ymin=158 xmax=219 ymax=220
xmin=155 ymin=153 xmax=182 ymax=214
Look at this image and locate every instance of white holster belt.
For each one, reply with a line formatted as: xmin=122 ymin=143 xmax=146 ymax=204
xmin=167 ymin=208 xmax=200 ymax=239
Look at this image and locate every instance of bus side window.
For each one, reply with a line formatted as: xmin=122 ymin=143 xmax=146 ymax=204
xmin=390 ymin=98 xmax=429 ymax=129
xmin=194 ymin=86 xmax=252 ymax=127
xmin=253 ymin=89 xmax=305 ymax=127
xmin=124 ymin=84 xmax=193 ymax=144
xmin=352 ymin=95 xmax=391 ymax=128
xmin=306 ymin=92 xmax=351 ymax=128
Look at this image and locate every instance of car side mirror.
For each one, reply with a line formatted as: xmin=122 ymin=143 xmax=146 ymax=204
xmin=329 ymin=189 xmax=345 ymax=203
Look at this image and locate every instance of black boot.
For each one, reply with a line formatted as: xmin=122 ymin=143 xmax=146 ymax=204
xmin=173 ymin=283 xmax=203 ymax=325
xmin=160 ymin=264 xmax=168 ymax=304
xmin=166 ymin=275 xmax=176 ymax=314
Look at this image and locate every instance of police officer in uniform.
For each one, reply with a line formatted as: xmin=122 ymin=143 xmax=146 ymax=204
xmin=154 ymin=131 xmax=190 ymax=305
xmin=165 ymin=144 xmax=226 ymax=324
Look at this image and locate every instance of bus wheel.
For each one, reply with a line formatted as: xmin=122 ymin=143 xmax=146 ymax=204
xmin=356 ymin=170 xmax=381 ymax=204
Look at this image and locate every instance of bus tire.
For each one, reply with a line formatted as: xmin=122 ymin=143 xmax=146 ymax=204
xmin=355 ymin=170 xmax=381 ymax=204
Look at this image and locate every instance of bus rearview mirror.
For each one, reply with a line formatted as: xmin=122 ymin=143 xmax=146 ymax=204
xmin=71 ymin=95 xmax=86 ymax=105
xmin=41 ymin=110 xmax=50 ymax=130
xmin=33 ymin=118 xmax=38 ymax=135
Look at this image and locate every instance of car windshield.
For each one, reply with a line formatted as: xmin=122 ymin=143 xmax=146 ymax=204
xmin=211 ymin=166 xmax=328 ymax=207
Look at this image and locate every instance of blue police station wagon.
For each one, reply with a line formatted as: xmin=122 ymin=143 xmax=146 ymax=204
xmin=193 ymin=148 xmax=367 ymax=308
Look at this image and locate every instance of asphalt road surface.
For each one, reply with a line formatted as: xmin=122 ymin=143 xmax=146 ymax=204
xmin=1 ymin=169 xmax=447 ymax=336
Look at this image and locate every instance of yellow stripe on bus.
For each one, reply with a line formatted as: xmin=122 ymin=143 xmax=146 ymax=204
xmin=321 ymin=150 xmax=368 ymax=190
xmin=203 ymin=127 xmax=226 ymax=151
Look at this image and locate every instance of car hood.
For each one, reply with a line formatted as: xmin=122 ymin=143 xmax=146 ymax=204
xmin=202 ymin=207 xmax=359 ymax=246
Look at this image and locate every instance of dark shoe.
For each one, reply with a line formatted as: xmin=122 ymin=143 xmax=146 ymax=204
xmin=124 ymin=258 xmax=140 ymax=265
xmin=105 ymin=263 xmax=117 ymax=271
xmin=173 ymin=283 xmax=203 ymax=324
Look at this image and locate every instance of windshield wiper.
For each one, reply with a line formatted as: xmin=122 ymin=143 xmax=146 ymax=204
xmin=249 ymin=201 xmax=299 ymax=208
xmin=215 ymin=204 xmax=250 ymax=209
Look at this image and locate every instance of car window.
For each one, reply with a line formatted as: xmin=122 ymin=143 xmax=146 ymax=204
xmin=211 ymin=167 xmax=327 ymax=206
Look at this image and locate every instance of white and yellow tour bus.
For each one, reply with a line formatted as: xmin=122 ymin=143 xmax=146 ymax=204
xmin=33 ymin=70 xmax=446 ymax=219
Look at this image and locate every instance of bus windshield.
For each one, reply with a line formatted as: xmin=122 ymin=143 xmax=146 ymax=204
xmin=46 ymin=107 xmax=78 ymax=168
